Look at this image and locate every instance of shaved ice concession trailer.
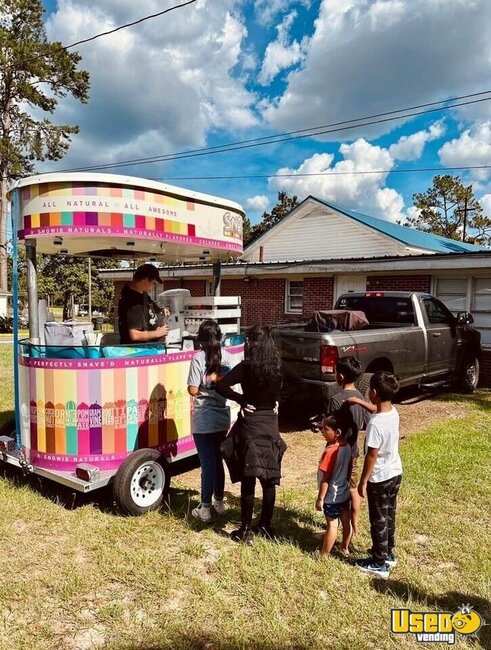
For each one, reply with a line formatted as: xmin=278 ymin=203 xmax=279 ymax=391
xmin=0 ymin=173 xmax=245 ymax=514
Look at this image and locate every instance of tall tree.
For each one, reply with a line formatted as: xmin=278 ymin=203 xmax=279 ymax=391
xmin=8 ymin=253 xmax=121 ymax=319
xmin=0 ymin=0 xmax=90 ymax=290
xmin=409 ymin=175 xmax=491 ymax=245
xmin=244 ymin=191 xmax=299 ymax=246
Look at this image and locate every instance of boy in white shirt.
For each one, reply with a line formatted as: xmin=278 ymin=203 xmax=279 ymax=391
xmin=348 ymin=371 xmax=402 ymax=579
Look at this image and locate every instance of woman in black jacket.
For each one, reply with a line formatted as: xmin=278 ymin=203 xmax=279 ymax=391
xmin=216 ymin=325 xmax=288 ymax=544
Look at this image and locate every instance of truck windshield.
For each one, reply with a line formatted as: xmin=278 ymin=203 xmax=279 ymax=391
xmin=336 ymin=296 xmax=415 ymax=325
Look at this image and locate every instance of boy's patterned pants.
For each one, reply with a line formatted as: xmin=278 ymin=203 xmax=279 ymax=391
xmin=367 ymin=474 xmax=402 ymax=564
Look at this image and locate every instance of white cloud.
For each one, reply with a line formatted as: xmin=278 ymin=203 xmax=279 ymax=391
xmin=246 ymin=195 xmax=270 ymax=211
xmin=479 ymin=193 xmax=491 ymax=216
xmin=255 ymin=0 xmax=312 ymax=27
xmin=389 ymin=121 xmax=445 ymax=161
xmin=269 ymin=138 xmax=405 ymax=221
xmin=261 ymin=0 xmax=491 ymax=139
xmin=259 ymin=11 xmax=308 ymax=85
xmin=439 ymin=121 xmax=491 ymax=181
xmin=44 ymin=0 xmax=256 ymax=170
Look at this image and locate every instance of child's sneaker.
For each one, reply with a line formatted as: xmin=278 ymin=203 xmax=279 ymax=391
xmin=191 ymin=504 xmax=212 ymax=522
xmin=213 ymin=499 xmax=228 ymax=515
xmin=230 ymin=527 xmax=254 ymax=545
xmin=386 ymin=552 xmax=397 ymax=567
xmin=355 ymin=558 xmax=390 ymax=579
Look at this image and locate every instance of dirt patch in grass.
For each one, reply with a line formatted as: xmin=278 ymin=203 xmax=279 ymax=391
xmin=179 ymin=391 xmax=488 ymax=496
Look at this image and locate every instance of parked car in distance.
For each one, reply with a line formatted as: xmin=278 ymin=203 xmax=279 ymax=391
xmin=78 ymin=305 xmax=104 ymax=318
xmin=273 ymin=291 xmax=481 ymax=403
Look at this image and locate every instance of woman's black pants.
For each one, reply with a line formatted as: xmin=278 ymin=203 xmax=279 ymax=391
xmin=241 ymin=476 xmax=276 ymax=528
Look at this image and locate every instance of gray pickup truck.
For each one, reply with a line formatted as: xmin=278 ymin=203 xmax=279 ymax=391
xmin=273 ymin=291 xmax=481 ymax=401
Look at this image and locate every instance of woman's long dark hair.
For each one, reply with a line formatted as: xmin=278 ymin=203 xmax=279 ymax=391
xmin=245 ymin=325 xmax=282 ymax=385
xmin=197 ymin=319 xmax=222 ymax=374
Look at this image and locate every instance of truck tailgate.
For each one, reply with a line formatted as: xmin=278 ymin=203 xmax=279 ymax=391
xmin=273 ymin=329 xmax=325 ymax=380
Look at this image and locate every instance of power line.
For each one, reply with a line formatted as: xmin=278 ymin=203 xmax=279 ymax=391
xmin=1 ymin=1 xmax=197 ymax=74
xmin=63 ymin=1 xmax=198 ymax=49
xmin=148 ymin=164 xmax=491 ymax=181
xmin=52 ymin=93 xmax=491 ymax=173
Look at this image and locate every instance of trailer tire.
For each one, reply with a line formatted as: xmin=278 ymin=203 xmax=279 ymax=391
xmin=356 ymin=373 xmax=373 ymax=400
xmin=113 ymin=449 xmax=170 ymax=516
xmin=459 ymin=357 xmax=479 ymax=394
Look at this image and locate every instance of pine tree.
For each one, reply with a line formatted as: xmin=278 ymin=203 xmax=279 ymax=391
xmin=244 ymin=191 xmax=298 ymax=246
xmin=0 ymin=0 xmax=90 ymax=290
xmin=409 ymin=175 xmax=491 ymax=245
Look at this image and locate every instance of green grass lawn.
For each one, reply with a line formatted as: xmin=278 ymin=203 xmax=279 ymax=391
xmin=0 ymin=343 xmax=490 ymax=649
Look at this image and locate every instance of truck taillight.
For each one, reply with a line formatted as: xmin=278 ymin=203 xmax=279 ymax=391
xmin=365 ymin=291 xmax=384 ymax=297
xmin=320 ymin=345 xmax=339 ymax=374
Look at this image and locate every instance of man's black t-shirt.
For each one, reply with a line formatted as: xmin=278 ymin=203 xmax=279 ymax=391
xmin=118 ymin=284 xmax=163 ymax=344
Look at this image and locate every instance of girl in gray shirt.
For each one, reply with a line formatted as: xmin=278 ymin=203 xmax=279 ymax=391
xmin=187 ymin=320 xmax=233 ymax=523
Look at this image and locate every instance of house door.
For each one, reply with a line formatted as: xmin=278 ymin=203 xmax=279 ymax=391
xmin=334 ymin=275 xmax=367 ymax=303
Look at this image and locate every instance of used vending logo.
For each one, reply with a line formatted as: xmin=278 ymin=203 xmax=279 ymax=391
xmin=223 ymin=211 xmax=242 ymax=240
xmin=391 ymin=605 xmax=484 ymax=644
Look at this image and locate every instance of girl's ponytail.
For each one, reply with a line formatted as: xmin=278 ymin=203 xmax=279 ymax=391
xmin=197 ymin=319 xmax=222 ymax=374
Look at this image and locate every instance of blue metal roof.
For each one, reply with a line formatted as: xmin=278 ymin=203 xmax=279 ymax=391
xmin=312 ymin=196 xmax=485 ymax=253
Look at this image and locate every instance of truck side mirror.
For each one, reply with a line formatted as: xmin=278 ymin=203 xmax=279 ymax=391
xmin=457 ymin=311 xmax=474 ymax=325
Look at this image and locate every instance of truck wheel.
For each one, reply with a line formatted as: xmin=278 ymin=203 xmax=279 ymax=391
xmin=113 ymin=448 xmax=170 ymax=516
xmin=459 ymin=357 xmax=479 ymax=394
xmin=357 ymin=373 xmax=373 ymax=399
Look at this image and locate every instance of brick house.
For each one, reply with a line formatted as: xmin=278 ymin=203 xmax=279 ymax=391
xmin=101 ymin=196 xmax=491 ymax=384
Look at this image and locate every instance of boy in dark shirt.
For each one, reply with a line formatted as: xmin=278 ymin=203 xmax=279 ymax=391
xmin=326 ymin=356 xmax=369 ymax=536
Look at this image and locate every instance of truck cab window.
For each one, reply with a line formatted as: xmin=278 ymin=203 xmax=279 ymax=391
xmin=423 ymin=298 xmax=454 ymax=325
xmin=340 ymin=296 xmax=415 ymax=325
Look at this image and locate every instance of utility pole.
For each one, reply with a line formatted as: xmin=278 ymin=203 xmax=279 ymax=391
xmin=458 ymin=186 xmax=477 ymax=242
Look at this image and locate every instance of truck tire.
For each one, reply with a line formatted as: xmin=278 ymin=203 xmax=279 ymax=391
xmin=459 ymin=357 xmax=479 ymax=394
xmin=356 ymin=373 xmax=373 ymax=399
xmin=113 ymin=448 xmax=170 ymax=516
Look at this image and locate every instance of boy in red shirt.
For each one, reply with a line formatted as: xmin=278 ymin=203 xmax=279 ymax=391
xmin=315 ymin=412 xmax=352 ymax=556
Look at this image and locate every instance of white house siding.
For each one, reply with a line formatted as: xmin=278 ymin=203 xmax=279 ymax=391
xmin=244 ymin=208 xmax=414 ymax=262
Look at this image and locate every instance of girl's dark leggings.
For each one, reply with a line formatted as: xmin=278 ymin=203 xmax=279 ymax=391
xmin=240 ymin=475 xmax=276 ymax=528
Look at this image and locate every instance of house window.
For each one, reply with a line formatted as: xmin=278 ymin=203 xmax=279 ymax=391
xmin=285 ymin=280 xmax=303 ymax=314
xmin=473 ymin=278 xmax=491 ymax=347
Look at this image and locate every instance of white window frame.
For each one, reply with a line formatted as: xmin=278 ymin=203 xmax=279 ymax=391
xmin=285 ymin=279 xmax=303 ymax=314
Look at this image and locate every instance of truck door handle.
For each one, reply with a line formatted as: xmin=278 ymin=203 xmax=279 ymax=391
xmin=432 ymin=332 xmax=441 ymax=337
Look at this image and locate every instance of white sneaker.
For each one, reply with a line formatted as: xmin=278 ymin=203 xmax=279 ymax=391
xmin=192 ymin=504 xmax=212 ymax=522
xmin=213 ymin=499 xmax=228 ymax=515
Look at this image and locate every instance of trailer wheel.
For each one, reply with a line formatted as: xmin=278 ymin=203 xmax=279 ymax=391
xmin=356 ymin=373 xmax=373 ymax=400
xmin=113 ymin=449 xmax=170 ymax=516
xmin=459 ymin=357 xmax=479 ymax=394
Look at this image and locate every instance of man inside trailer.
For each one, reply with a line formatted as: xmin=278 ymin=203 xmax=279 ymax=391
xmin=117 ymin=264 xmax=170 ymax=344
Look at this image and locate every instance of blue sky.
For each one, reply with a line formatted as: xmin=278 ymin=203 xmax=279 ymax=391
xmin=39 ymin=1 xmax=491 ymax=226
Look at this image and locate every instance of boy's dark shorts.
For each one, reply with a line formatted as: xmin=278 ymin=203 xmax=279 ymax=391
xmin=323 ymin=498 xmax=351 ymax=520
xmin=350 ymin=457 xmax=360 ymax=489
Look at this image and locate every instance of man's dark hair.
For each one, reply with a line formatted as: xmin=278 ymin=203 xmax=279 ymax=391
xmin=336 ymin=356 xmax=363 ymax=383
xmin=132 ymin=263 xmax=162 ymax=283
xmin=370 ymin=371 xmax=399 ymax=401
